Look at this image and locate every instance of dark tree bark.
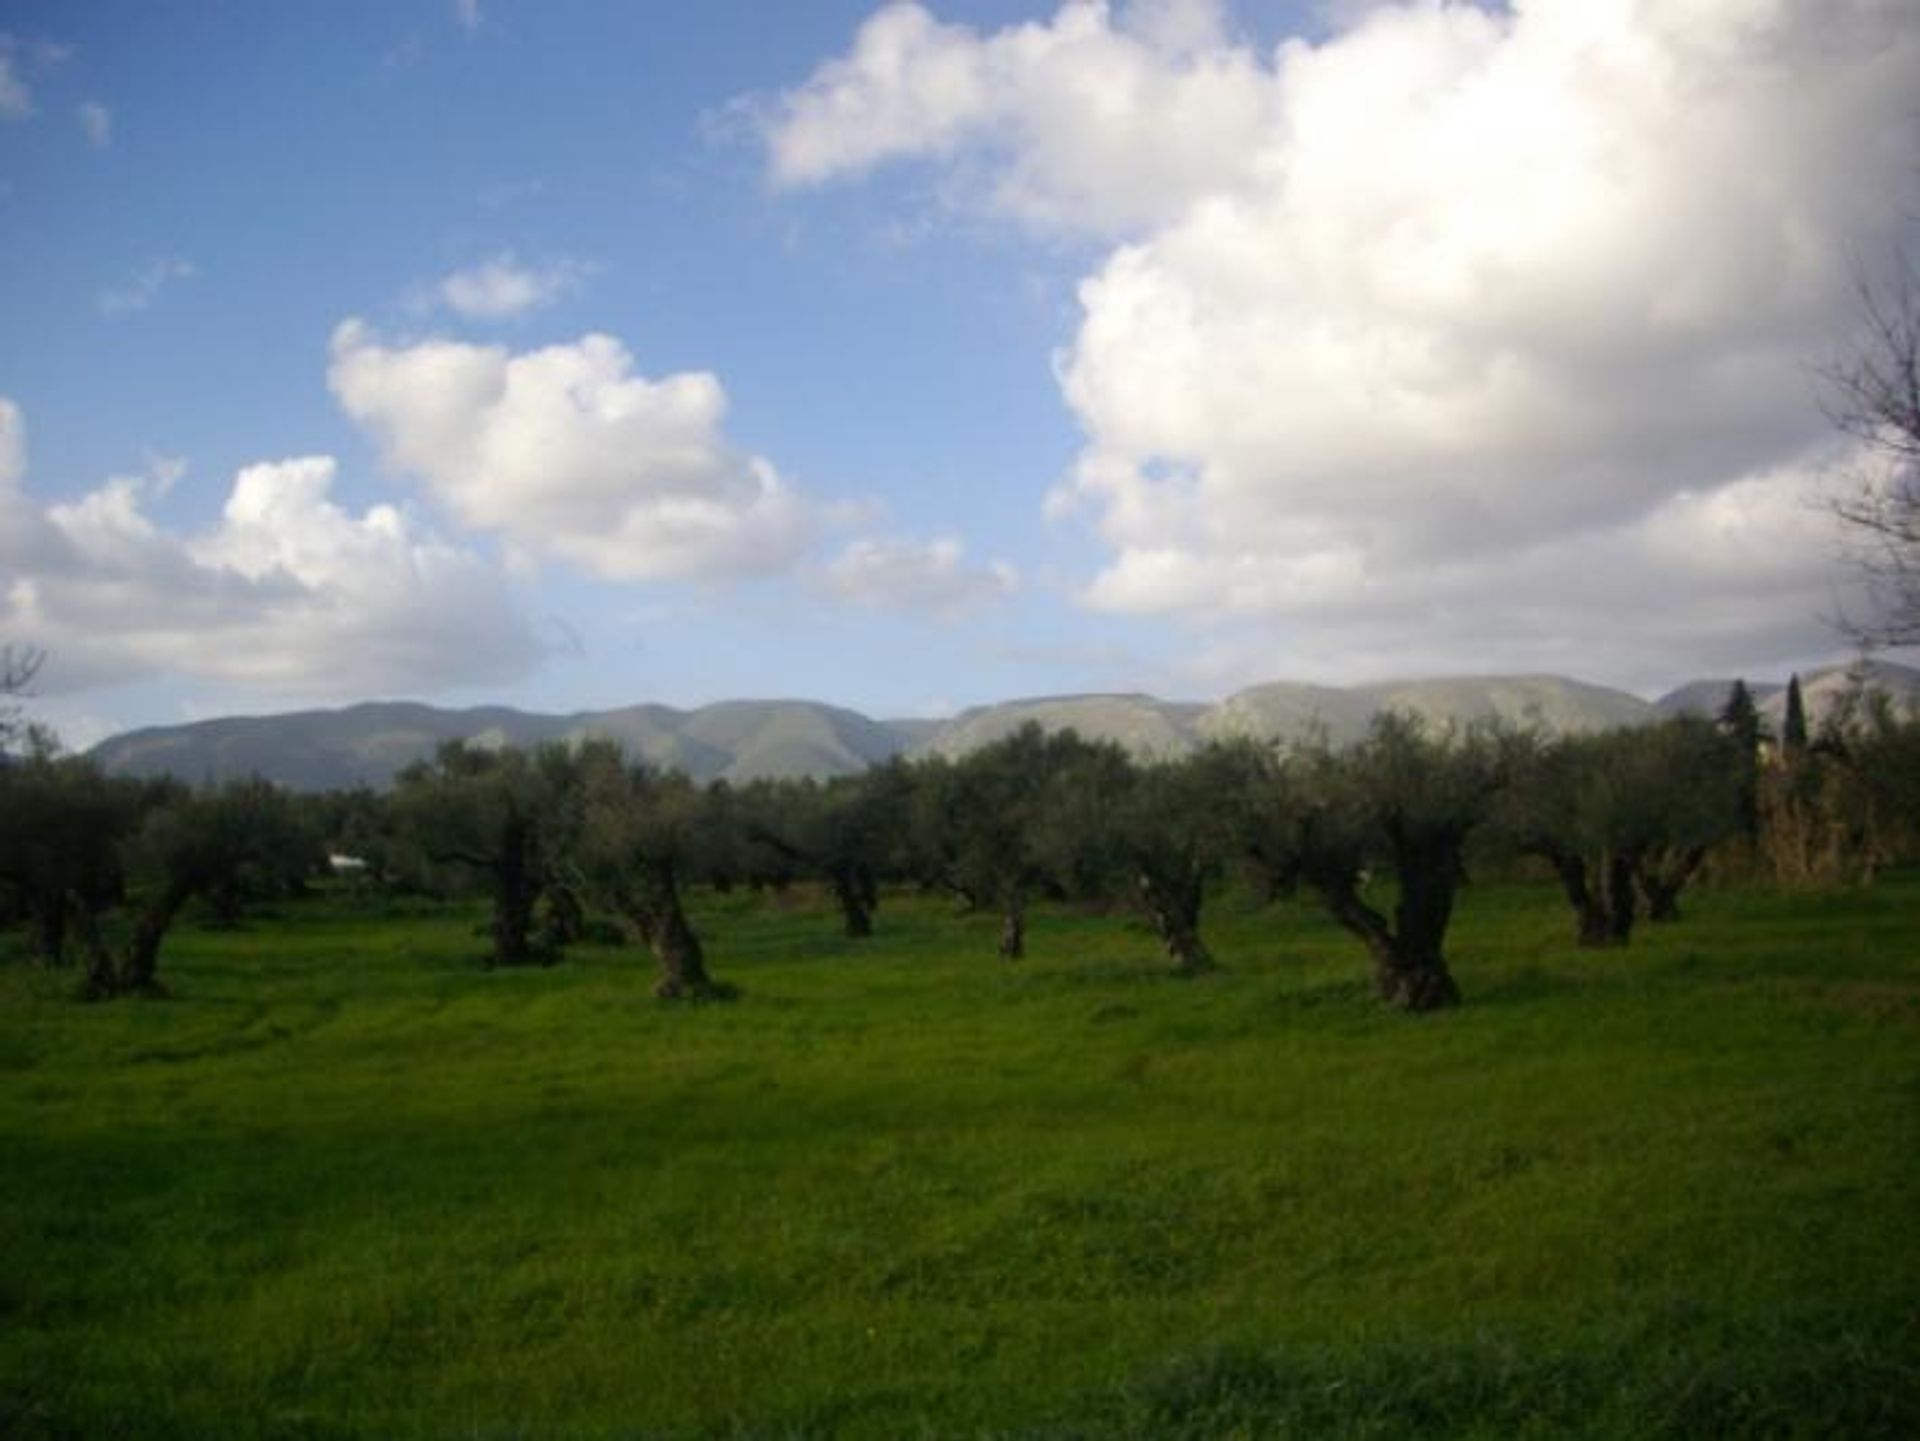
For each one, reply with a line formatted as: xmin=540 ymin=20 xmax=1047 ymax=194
xmin=1546 ymin=851 xmax=1609 ymax=947
xmin=616 ymin=865 xmax=724 ymax=1000
xmin=1306 ymin=838 xmax=1462 ymax=1012
xmin=997 ymin=889 xmax=1026 ymax=960
xmin=204 ymin=878 xmax=245 ymax=930
xmin=117 ymin=879 xmax=192 ymax=997
xmin=1135 ymin=866 xmax=1214 ymax=975
xmin=1381 ymin=830 xmax=1464 ymax=1009
xmin=1638 ymin=844 xmax=1707 ymax=923
xmin=649 ymin=903 xmax=714 ymax=1000
xmin=73 ymin=903 xmax=119 ymax=1002
xmin=487 ymin=815 xmax=542 ymax=968
xmin=1537 ymin=843 xmax=1636 ymax=947
xmin=1602 ymin=852 xmax=1639 ymax=945
xmin=538 ymin=881 xmax=586 ymax=949
xmin=828 ymin=862 xmax=875 ymax=939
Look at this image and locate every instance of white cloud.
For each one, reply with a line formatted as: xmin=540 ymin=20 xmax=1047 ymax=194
xmin=761 ymin=0 xmax=1272 ymax=235
xmin=769 ymin=0 xmax=1920 ymax=683
xmin=76 ymin=100 xmax=109 ymax=148
xmin=328 ymin=321 xmax=814 ymax=582
xmin=823 ymin=534 xmax=1017 ymax=617
xmin=431 ymin=252 xmax=582 ymax=319
xmin=0 ymin=400 xmax=544 ymax=696
xmin=0 ymin=53 xmax=28 ymax=118
xmin=455 ymin=0 xmax=482 ymax=33
xmin=96 ymin=256 xmax=195 ymax=316
xmin=0 ymin=31 xmax=71 ymax=120
xmin=0 ymin=397 xmax=24 ymax=489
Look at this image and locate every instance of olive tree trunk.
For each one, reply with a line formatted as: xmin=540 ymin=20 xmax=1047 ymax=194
xmin=617 ymin=865 xmax=726 ymax=1001
xmin=115 ymin=878 xmax=194 ymax=997
xmin=1135 ymin=865 xmax=1214 ymax=976
xmin=1543 ymin=847 xmax=1637 ymax=947
xmin=997 ymin=889 xmax=1027 ymax=960
xmin=829 ymin=863 xmax=875 ymax=939
xmin=487 ymin=816 xmax=543 ymax=968
xmin=1309 ymin=859 xmax=1460 ymax=1013
xmin=1638 ymin=844 xmax=1707 ymax=923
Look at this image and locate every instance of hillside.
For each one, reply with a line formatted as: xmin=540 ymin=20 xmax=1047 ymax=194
xmin=87 ymin=663 xmax=1920 ymax=789
xmin=913 ymin=694 xmax=1208 ymax=763
xmin=91 ymin=698 xmax=915 ymax=791
xmin=1654 ymin=661 xmax=1920 ymax=730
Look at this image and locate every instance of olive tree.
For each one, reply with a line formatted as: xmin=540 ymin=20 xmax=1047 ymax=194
xmin=746 ymin=760 xmax=914 ymax=938
xmin=1282 ymin=715 xmax=1512 ymax=1012
xmin=566 ymin=740 xmax=733 ymax=1000
xmin=1500 ymin=718 xmax=1741 ymax=946
xmin=83 ymin=778 xmax=306 ymax=999
xmin=916 ymin=724 xmax=1128 ymax=960
xmin=388 ymin=741 xmax=569 ymax=968
xmin=1035 ymin=739 xmax=1270 ymax=976
xmin=0 ymin=750 xmax=137 ymax=968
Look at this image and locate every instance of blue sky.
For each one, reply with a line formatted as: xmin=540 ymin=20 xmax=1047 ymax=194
xmin=2 ymin=0 xmax=1915 ymax=745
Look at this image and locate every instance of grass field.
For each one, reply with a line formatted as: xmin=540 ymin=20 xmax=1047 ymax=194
xmin=2 ymin=874 xmax=1917 ymax=1438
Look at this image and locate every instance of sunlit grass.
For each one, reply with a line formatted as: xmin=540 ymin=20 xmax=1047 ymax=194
xmin=2 ymin=874 xmax=1916 ymax=1437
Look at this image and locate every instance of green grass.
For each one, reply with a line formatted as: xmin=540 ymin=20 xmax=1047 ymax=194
xmin=2 ymin=875 xmax=1916 ymax=1438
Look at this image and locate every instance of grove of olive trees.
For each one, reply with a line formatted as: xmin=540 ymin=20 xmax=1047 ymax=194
xmin=6 ymin=685 xmax=1919 ymax=1012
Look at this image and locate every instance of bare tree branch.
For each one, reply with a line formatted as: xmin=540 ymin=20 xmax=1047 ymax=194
xmin=1 ymin=645 xmax=44 ymax=696
xmin=1820 ymin=251 xmax=1920 ymax=647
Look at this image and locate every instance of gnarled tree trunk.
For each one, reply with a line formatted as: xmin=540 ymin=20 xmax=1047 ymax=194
xmin=118 ymin=879 xmax=193 ymax=997
xmin=1308 ymin=851 xmax=1460 ymax=1014
xmin=1383 ymin=838 xmax=1464 ymax=1009
xmin=829 ymin=863 xmax=875 ymax=939
xmin=1135 ymin=866 xmax=1214 ymax=976
xmin=1638 ymin=844 xmax=1706 ymax=923
xmin=617 ymin=865 xmax=727 ymax=1001
xmin=998 ymin=890 xmax=1026 ymax=960
xmin=73 ymin=903 xmax=120 ymax=1002
xmin=488 ymin=815 xmax=542 ymax=968
xmin=1540 ymin=845 xmax=1636 ymax=947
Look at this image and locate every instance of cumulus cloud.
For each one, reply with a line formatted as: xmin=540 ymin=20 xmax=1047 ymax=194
xmin=0 ymin=400 xmax=544 ymax=696
xmin=431 ymin=251 xmax=583 ymax=319
xmin=96 ymin=257 xmax=195 ymax=316
xmin=329 ymin=321 xmax=813 ymax=582
xmin=75 ymin=99 xmax=109 ymax=147
xmin=762 ymin=0 xmax=1271 ymax=235
xmin=823 ymin=534 xmax=1017 ymax=617
xmin=769 ymin=0 xmax=1920 ymax=681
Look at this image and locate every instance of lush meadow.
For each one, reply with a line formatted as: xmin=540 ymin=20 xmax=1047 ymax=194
xmin=3 ymin=875 xmax=1917 ymax=1438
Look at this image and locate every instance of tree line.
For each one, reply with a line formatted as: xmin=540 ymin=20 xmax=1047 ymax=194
xmin=4 ymin=680 xmax=1918 ymax=1012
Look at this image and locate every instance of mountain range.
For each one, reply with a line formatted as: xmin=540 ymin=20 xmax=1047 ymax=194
xmin=86 ymin=662 xmax=1920 ymax=792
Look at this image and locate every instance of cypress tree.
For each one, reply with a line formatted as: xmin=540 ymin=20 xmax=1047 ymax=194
xmin=1782 ymin=674 xmax=1809 ymax=755
xmin=1717 ymin=679 xmax=1764 ymax=838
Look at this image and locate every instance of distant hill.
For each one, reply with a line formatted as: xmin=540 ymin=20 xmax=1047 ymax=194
xmin=1655 ymin=662 xmax=1920 ymax=730
xmin=91 ymin=699 xmax=916 ymax=791
xmin=1759 ymin=661 xmax=1920 ymax=731
xmin=1653 ymin=679 xmax=1786 ymax=718
xmin=87 ymin=665 xmax=1920 ymax=790
xmin=1202 ymin=675 xmax=1652 ymax=748
xmin=913 ymin=694 xmax=1208 ymax=763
